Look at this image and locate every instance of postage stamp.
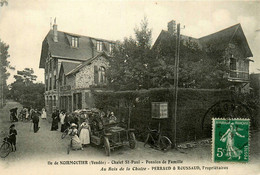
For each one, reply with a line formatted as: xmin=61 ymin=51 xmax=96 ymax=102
xmin=212 ymin=118 xmax=250 ymax=162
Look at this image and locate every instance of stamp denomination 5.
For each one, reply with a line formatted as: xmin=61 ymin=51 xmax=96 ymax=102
xmin=212 ymin=118 xmax=250 ymax=162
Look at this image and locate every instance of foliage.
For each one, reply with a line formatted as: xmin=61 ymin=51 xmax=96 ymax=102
xmin=232 ymin=91 xmax=260 ymax=128
xmin=14 ymin=68 xmax=37 ymax=85
xmin=0 ymin=0 xmax=8 ymax=7
xmin=107 ymin=17 xmax=232 ymax=91
xmin=153 ymin=36 xmax=231 ymax=89
xmin=0 ymin=39 xmax=12 ymax=104
xmin=107 ymin=17 xmax=154 ymax=90
xmin=8 ymin=68 xmax=45 ymax=110
xmin=93 ymin=88 xmax=232 ymax=143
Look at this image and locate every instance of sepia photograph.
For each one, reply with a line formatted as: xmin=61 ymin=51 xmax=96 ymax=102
xmin=0 ymin=0 xmax=259 ymax=174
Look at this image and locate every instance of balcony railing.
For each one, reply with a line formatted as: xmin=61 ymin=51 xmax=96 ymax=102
xmin=229 ymin=70 xmax=249 ymax=81
xmin=60 ymin=85 xmax=71 ymax=91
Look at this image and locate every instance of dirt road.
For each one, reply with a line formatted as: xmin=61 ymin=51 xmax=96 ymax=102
xmin=0 ymin=101 xmax=259 ymax=175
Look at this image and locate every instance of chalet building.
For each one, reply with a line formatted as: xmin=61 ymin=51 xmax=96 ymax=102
xmin=153 ymin=20 xmax=253 ymax=92
xmin=39 ymin=22 xmax=114 ymax=114
xmin=250 ymin=73 xmax=260 ymax=97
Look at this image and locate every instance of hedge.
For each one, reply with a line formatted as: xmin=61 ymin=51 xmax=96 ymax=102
xmin=92 ymin=88 xmax=232 ymax=145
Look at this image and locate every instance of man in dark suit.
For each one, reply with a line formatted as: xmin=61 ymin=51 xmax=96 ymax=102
xmin=32 ymin=110 xmax=40 ymax=133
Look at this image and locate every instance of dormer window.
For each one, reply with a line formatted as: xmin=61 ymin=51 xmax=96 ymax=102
xmin=97 ymin=41 xmax=103 ymax=51
xmin=71 ymin=37 xmax=79 ymax=47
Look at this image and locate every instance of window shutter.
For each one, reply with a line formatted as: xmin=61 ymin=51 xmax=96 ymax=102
xmin=94 ymin=66 xmax=99 ymax=84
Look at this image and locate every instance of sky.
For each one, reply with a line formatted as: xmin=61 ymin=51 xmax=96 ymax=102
xmin=0 ymin=0 xmax=260 ymax=84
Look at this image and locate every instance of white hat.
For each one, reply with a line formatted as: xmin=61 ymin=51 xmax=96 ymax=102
xmin=71 ymin=123 xmax=77 ymax=127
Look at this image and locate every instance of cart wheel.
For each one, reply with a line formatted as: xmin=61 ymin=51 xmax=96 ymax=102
xmin=104 ymin=137 xmax=110 ymax=156
xmin=129 ymin=132 xmax=136 ymax=149
xmin=159 ymin=136 xmax=172 ymax=152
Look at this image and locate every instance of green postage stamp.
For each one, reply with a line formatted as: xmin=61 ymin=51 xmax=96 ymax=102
xmin=212 ymin=118 xmax=250 ymax=162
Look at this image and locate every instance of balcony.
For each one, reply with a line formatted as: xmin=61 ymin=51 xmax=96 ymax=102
xmin=229 ymin=70 xmax=249 ymax=82
xmin=60 ymin=85 xmax=71 ymax=91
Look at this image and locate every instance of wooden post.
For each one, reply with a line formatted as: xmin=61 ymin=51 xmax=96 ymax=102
xmin=173 ymin=23 xmax=181 ymax=148
xmin=128 ymin=102 xmax=131 ymax=130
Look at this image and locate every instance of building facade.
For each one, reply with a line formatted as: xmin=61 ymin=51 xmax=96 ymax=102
xmin=39 ymin=22 xmax=114 ymax=115
xmin=153 ymin=20 xmax=253 ymax=92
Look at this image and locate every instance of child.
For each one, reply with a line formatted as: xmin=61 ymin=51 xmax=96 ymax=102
xmin=9 ymin=124 xmax=17 ymax=151
xmin=68 ymin=123 xmax=83 ymax=150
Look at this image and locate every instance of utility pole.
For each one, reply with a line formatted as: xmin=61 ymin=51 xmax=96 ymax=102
xmin=173 ymin=23 xmax=181 ymax=148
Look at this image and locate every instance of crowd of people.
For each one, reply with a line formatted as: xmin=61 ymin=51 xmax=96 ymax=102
xmin=8 ymin=106 xmax=118 ymax=152
xmin=9 ymin=107 xmax=44 ymax=133
xmin=49 ymin=108 xmax=118 ymax=151
xmin=50 ymin=109 xmax=93 ymax=150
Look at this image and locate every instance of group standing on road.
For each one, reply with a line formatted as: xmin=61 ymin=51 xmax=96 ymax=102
xmin=7 ymin=106 xmax=117 ymax=154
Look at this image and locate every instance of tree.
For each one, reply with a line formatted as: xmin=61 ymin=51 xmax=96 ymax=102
xmin=108 ymin=17 xmax=231 ymax=91
xmin=14 ymin=68 xmax=37 ymax=85
xmin=153 ymin=36 xmax=231 ymax=89
xmin=9 ymin=68 xmax=45 ymax=110
xmin=0 ymin=39 xmax=12 ymax=107
xmin=0 ymin=0 xmax=8 ymax=7
xmin=107 ymin=17 xmax=154 ymax=90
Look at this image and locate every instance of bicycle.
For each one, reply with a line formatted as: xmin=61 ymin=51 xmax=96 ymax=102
xmin=0 ymin=133 xmax=13 ymax=158
xmin=144 ymin=125 xmax=172 ymax=152
xmin=61 ymin=127 xmax=70 ymax=139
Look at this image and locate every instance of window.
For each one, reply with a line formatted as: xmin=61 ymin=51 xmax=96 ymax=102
xmin=53 ymin=96 xmax=56 ymax=107
xmin=109 ymin=43 xmax=114 ymax=53
xmin=45 ymin=76 xmax=48 ymax=91
xmin=54 ymin=75 xmax=56 ymax=90
xmin=63 ymin=74 xmax=66 ymax=86
xmin=230 ymin=58 xmax=236 ymax=70
xmin=94 ymin=66 xmax=107 ymax=84
xmin=71 ymin=37 xmax=79 ymax=47
xmin=97 ymin=41 xmax=103 ymax=51
xmin=49 ymin=77 xmax=52 ymax=90
xmin=49 ymin=60 xmax=52 ymax=72
xmin=99 ymin=66 xmax=106 ymax=83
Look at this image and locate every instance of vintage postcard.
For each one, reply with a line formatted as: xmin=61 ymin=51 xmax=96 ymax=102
xmin=0 ymin=0 xmax=259 ymax=175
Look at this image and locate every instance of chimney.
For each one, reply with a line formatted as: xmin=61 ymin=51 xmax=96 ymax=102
xmin=53 ymin=18 xmax=58 ymax=42
xmin=167 ymin=20 xmax=176 ymax=35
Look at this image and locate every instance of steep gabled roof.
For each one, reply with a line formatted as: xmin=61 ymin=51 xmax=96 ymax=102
xmin=153 ymin=23 xmax=253 ymax=58
xmin=66 ymin=52 xmax=110 ymax=76
xmin=152 ymin=30 xmax=201 ymax=50
xmin=62 ymin=62 xmax=81 ymax=75
xmin=198 ymin=24 xmax=253 ymax=57
xmin=39 ymin=30 xmax=115 ymax=68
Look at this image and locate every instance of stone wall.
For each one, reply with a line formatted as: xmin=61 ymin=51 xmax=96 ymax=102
xmin=75 ymin=56 xmax=109 ymax=89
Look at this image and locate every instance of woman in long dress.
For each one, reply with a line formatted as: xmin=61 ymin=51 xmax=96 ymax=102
xmin=60 ymin=111 xmax=66 ymax=132
xmin=25 ymin=108 xmax=29 ymax=121
xmin=220 ymin=123 xmax=245 ymax=160
xmin=68 ymin=123 xmax=83 ymax=150
xmin=41 ymin=108 xmax=47 ymax=119
xmin=79 ymin=121 xmax=91 ymax=147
